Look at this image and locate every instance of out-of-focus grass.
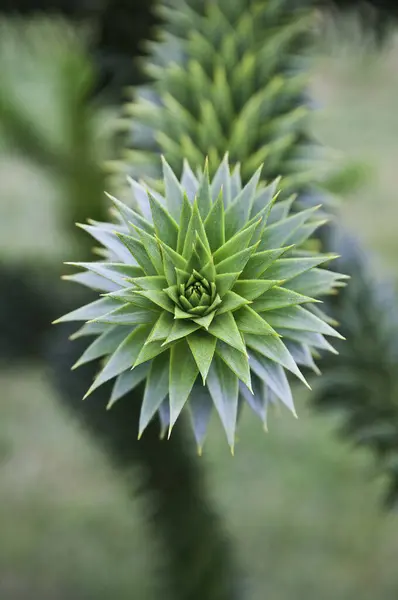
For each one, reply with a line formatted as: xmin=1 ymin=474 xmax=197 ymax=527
xmin=0 ymin=366 xmax=157 ymax=600
xmin=2 ymin=19 xmax=398 ymax=600
xmin=312 ymin=28 xmax=398 ymax=277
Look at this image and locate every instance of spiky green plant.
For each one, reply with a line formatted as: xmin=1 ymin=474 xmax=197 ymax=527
xmin=122 ymin=0 xmax=319 ymax=190
xmin=313 ymin=228 xmax=398 ymax=507
xmin=56 ymin=156 xmax=345 ymax=450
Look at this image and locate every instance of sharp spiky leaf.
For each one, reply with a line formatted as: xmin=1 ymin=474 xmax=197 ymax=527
xmin=169 ymin=340 xmax=199 ymax=433
xmin=139 ymin=352 xmax=170 ymax=437
xmin=207 ymin=355 xmax=239 ymax=450
xmin=58 ymin=157 xmax=344 ymax=448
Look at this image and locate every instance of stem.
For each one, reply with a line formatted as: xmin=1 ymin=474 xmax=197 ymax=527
xmin=45 ymin=321 xmax=242 ymax=600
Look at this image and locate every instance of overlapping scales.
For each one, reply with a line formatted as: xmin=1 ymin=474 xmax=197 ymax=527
xmin=56 ymin=157 xmax=346 ymax=450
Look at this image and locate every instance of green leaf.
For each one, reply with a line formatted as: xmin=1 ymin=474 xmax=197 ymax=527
xmin=216 ymin=341 xmax=252 ymax=390
xmin=207 ymin=354 xmax=239 ymax=449
xmin=216 ymin=291 xmax=250 ymax=315
xmin=288 ymin=269 xmax=348 ymax=297
xmin=107 ymin=364 xmax=150 ymax=409
xmin=277 ymin=328 xmax=337 ymax=353
xmin=69 ymin=321 xmax=110 ymax=339
xmin=251 ymin=178 xmax=280 ymax=218
xmin=107 ymin=193 xmax=154 ymax=235
xmin=211 ymin=153 xmax=231 ymax=203
xmin=139 ymin=352 xmax=170 ymax=437
xmin=53 ymin=298 xmax=122 ymax=324
xmin=181 ymin=158 xmax=199 ymax=201
xmin=199 ymin=258 xmax=216 ymax=282
xmin=83 ymin=325 xmax=152 ymax=398
xmin=148 ymin=191 xmax=179 ymax=248
xmin=177 ymin=194 xmax=193 ymax=254
xmin=174 ymin=306 xmax=194 ymax=320
xmin=164 ymin=320 xmax=201 ymax=345
xmin=196 ymin=160 xmax=212 ymax=218
xmin=72 ymin=326 xmax=132 ymax=369
xmin=264 ymin=255 xmax=336 ymax=282
xmin=158 ymin=399 xmax=170 ymax=439
xmin=162 ymin=244 xmax=179 ymax=286
xmin=158 ymin=239 xmax=188 ymax=271
xmin=266 ymin=193 xmax=295 ymax=225
xmin=183 ymin=201 xmax=211 ymax=258
xmin=241 ymin=246 xmax=293 ymax=279
xmin=224 ymin=165 xmax=262 ymax=238
xmin=192 ymin=312 xmax=215 ymax=329
xmin=128 ymin=177 xmax=151 ymax=220
xmin=137 ymin=228 xmax=164 ymax=275
xmin=117 ymin=233 xmax=157 ymax=275
xmin=213 ymin=220 xmax=260 ymax=264
xmin=209 ymin=312 xmax=246 ymax=354
xmin=259 ymin=205 xmax=320 ymax=250
xmin=193 ymin=231 xmax=212 ymax=267
xmin=187 ymin=330 xmax=217 ymax=383
xmin=215 ymin=273 xmax=240 ymax=297
xmin=163 ymin=285 xmax=180 ymax=305
xmin=216 ymin=244 xmax=258 ymax=275
xmin=252 ymin=287 xmax=317 ymax=311
xmin=134 ymin=290 xmax=175 ymax=313
xmin=204 ymin=191 xmax=225 ymax=251
xmin=65 ymin=262 xmax=144 ymax=287
xmin=287 ymin=219 xmax=327 ymax=247
xmin=265 ymin=306 xmax=344 ymax=338
xmin=146 ymin=311 xmax=174 ymax=344
xmin=249 ymin=351 xmax=296 ymax=415
xmin=134 ymin=338 xmax=169 ymax=368
xmin=234 ymin=306 xmax=278 ymax=336
xmin=92 ymin=304 xmax=158 ymax=325
xmin=245 ymin=333 xmax=308 ymax=386
xmin=78 ymin=224 xmax=132 ymax=263
xmin=133 ymin=276 xmax=168 ymax=291
xmin=63 ymin=271 xmax=118 ymax=293
xmin=232 ymin=279 xmax=279 ymax=300
xmin=169 ymin=340 xmax=199 ymax=433
xmin=162 ymin=156 xmax=184 ymax=220
xmin=189 ymin=383 xmax=213 ymax=452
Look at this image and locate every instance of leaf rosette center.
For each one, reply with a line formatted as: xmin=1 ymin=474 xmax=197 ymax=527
xmin=177 ymin=270 xmax=220 ymax=317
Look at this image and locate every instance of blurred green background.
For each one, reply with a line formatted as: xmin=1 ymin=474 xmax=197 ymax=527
xmin=1 ymin=10 xmax=398 ymax=600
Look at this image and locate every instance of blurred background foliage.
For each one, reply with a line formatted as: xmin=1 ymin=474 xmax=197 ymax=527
xmin=2 ymin=1 xmax=398 ymax=599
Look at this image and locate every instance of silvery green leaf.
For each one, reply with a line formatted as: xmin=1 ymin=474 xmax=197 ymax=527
xmin=204 ymin=191 xmax=225 ymax=251
xmin=181 ymin=158 xmax=199 ymax=201
xmin=139 ymin=352 xmax=170 ymax=436
xmin=84 ymin=324 xmax=152 ymax=398
xmin=266 ymin=306 xmax=344 ymax=338
xmin=169 ymin=340 xmax=199 ymax=432
xmin=207 ymin=354 xmax=239 ymax=449
xmin=63 ymin=270 xmax=119 ymax=293
xmin=162 ymin=155 xmax=184 ymax=220
xmin=249 ymin=351 xmax=296 ymax=415
xmin=216 ymin=341 xmax=252 ymax=391
xmin=108 ymin=363 xmax=150 ymax=408
xmin=288 ymin=269 xmax=348 ymax=297
xmin=252 ymin=287 xmax=317 ymax=311
xmin=264 ymin=256 xmax=336 ymax=282
xmin=189 ymin=382 xmax=213 ymax=452
xmin=78 ymin=224 xmax=132 ymax=263
xmin=209 ymin=312 xmax=246 ymax=354
xmin=148 ymin=191 xmax=179 ymax=248
xmin=224 ymin=165 xmax=262 ymax=238
xmin=72 ymin=326 xmax=133 ymax=369
xmin=245 ymin=333 xmax=308 ymax=386
xmin=53 ymin=298 xmax=122 ymax=323
xmin=187 ymin=330 xmax=217 ymax=383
